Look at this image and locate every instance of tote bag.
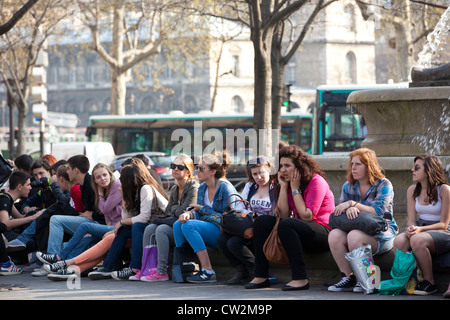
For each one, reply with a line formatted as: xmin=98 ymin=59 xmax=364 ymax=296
xmin=140 ymin=234 xmax=158 ymax=277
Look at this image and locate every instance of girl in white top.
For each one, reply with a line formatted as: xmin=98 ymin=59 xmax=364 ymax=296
xmin=109 ymin=158 xmax=168 ymax=280
xmin=217 ymin=157 xmax=275 ymax=285
xmin=394 ymin=154 xmax=450 ymax=296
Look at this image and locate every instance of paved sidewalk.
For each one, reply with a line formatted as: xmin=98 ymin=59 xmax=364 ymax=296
xmin=0 ymin=272 xmax=446 ymax=301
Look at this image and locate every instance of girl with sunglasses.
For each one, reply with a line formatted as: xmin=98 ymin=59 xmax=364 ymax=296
xmin=173 ymin=150 xmax=238 ymax=283
xmin=217 ymin=156 xmax=276 ymax=285
xmin=140 ymin=154 xmax=199 ymax=281
xmin=393 ymin=154 xmax=450 ymax=296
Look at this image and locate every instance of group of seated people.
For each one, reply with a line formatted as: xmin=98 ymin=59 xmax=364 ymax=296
xmin=0 ymin=145 xmax=448 ymax=298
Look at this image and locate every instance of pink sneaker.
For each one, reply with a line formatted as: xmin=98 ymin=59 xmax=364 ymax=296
xmin=140 ymin=269 xmax=169 ymax=282
xmin=129 ymin=269 xmax=141 ymax=281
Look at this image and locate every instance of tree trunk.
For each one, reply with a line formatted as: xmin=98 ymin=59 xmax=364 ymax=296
xmin=111 ymin=68 xmax=127 ymax=115
xmin=110 ymin=5 xmax=125 ymax=115
xmin=16 ymin=100 xmax=27 ymax=156
xmin=271 ymin=23 xmax=284 ymax=132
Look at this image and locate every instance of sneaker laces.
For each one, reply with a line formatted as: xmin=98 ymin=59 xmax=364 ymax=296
xmin=334 ymin=275 xmax=354 ymax=288
xmin=116 ymin=267 xmax=133 ymax=278
xmin=49 ymin=261 xmax=67 ymax=272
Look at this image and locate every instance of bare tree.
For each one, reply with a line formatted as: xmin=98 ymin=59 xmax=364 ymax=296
xmin=0 ymin=0 xmax=70 ymax=156
xmin=76 ymin=0 xmax=204 ymax=116
xmin=271 ymin=0 xmax=336 ymax=130
xmin=200 ymin=0 xmax=326 ymax=155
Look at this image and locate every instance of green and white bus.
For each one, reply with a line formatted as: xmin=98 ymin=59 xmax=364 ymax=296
xmin=86 ymin=111 xmax=313 ymax=156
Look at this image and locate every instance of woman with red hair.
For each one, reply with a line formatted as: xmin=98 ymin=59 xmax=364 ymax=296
xmin=328 ymin=148 xmax=398 ymax=292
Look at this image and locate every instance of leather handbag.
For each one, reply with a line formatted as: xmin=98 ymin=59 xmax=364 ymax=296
xmin=220 ymin=194 xmax=257 ymax=239
xmin=263 ymin=212 xmax=289 ymax=265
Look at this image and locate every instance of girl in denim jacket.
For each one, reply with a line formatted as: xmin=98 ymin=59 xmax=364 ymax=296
xmin=173 ymin=151 xmax=238 ymax=283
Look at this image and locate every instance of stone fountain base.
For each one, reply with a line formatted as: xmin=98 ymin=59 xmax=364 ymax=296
xmin=347 ymin=86 xmax=450 ymax=157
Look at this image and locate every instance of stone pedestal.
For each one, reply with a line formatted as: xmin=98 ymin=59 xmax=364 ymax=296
xmin=347 ymin=87 xmax=450 ymax=157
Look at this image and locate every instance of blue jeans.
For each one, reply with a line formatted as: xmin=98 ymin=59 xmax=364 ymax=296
xmin=47 ymin=215 xmax=98 ymax=254
xmin=17 ymin=220 xmax=36 ymax=244
xmin=102 ymin=223 xmax=147 ymax=271
xmin=173 ymin=220 xmax=221 ymax=252
xmin=58 ymin=222 xmax=114 ymax=260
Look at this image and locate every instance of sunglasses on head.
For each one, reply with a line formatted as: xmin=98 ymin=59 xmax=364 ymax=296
xmin=247 ymin=157 xmax=268 ymax=166
xmin=170 ymin=163 xmax=187 ymax=171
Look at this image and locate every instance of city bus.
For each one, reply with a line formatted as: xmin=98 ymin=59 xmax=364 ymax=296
xmin=86 ymin=111 xmax=313 ymax=157
xmin=85 ymin=83 xmax=408 ymax=159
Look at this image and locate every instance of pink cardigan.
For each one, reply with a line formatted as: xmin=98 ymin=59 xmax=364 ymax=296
xmin=288 ymin=174 xmax=335 ymax=229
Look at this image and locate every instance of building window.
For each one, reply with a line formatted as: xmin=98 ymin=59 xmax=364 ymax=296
xmin=287 ymin=62 xmax=296 ymax=85
xmin=69 ymin=68 xmax=76 ymax=84
xmin=164 ymin=65 xmax=172 ymax=79
xmin=87 ymin=66 xmax=94 ymax=83
xmin=343 ymin=5 xmax=356 ymax=32
xmin=231 ymin=95 xmax=244 ymax=113
xmin=344 ymin=51 xmax=357 ymax=84
xmin=232 ymin=55 xmax=240 ymax=77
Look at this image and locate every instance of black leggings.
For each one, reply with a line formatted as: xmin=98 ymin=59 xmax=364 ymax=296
xmin=253 ymin=215 xmax=330 ymax=280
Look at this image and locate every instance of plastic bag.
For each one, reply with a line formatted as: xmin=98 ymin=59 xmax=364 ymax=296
xmin=345 ymin=244 xmax=380 ymax=294
xmin=378 ymin=249 xmax=416 ymax=295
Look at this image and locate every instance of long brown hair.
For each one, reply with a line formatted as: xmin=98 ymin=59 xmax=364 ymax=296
xmin=347 ymin=148 xmax=385 ymax=185
xmin=120 ymin=158 xmax=168 ymax=214
xmin=278 ymin=145 xmax=325 ymax=192
xmin=413 ymin=154 xmax=449 ymax=203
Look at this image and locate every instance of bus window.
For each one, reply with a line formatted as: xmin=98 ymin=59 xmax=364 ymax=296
xmin=322 ymin=105 xmax=363 ymax=152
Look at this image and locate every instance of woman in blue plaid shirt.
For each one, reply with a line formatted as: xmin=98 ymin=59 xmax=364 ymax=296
xmin=328 ymin=148 xmax=398 ymax=292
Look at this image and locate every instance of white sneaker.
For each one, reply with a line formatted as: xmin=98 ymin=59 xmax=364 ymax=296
xmin=31 ymin=267 xmax=48 ymax=277
xmin=7 ymin=239 xmax=26 ymax=249
xmin=353 ymin=282 xmax=365 ymax=293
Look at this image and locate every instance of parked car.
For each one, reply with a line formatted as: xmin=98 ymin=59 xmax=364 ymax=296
xmin=111 ymin=151 xmax=175 ymax=190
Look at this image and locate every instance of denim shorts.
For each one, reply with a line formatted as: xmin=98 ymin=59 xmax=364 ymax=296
xmin=374 ymin=237 xmax=394 ymax=255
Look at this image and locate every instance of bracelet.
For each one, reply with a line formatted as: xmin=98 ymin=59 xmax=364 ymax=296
xmin=292 ymin=189 xmax=302 ymax=197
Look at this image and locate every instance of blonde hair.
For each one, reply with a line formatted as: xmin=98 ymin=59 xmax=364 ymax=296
xmin=174 ymin=154 xmax=195 ymax=178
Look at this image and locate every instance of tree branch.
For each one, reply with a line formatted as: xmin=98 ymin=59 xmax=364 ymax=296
xmin=0 ymin=0 xmax=39 ymax=35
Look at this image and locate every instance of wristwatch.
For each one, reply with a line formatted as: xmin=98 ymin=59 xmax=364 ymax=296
xmin=292 ymin=188 xmax=302 ymax=196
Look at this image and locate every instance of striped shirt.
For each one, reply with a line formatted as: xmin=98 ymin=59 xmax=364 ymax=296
xmin=339 ymin=178 xmax=398 ymax=240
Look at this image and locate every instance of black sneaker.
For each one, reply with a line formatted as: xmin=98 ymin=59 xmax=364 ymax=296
xmin=413 ymin=280 xmax=437 ymax=296
xmin=43 ymin=261 xmax=67 ymax=274
xmin=328 ymin=273 xmax=357 ymax=292
xmin=186 ymin=270 xmax=217 ymax=283
xmin=36 ymin=252 xmax=58 ymax=265
xmin=88 ymin=266 xmax=112 ymax=280
xmin=111 ymin=267 xmax=135 ymax=281
xmin=47 ymin=268 xmax=76 ymax=281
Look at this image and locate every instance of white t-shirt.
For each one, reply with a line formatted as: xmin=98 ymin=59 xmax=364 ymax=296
xmin=237 ymin=182 xmax=273 ymax=216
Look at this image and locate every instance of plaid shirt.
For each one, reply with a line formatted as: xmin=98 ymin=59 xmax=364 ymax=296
xmin=339 ymin=178 xmax=398 ymax=240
